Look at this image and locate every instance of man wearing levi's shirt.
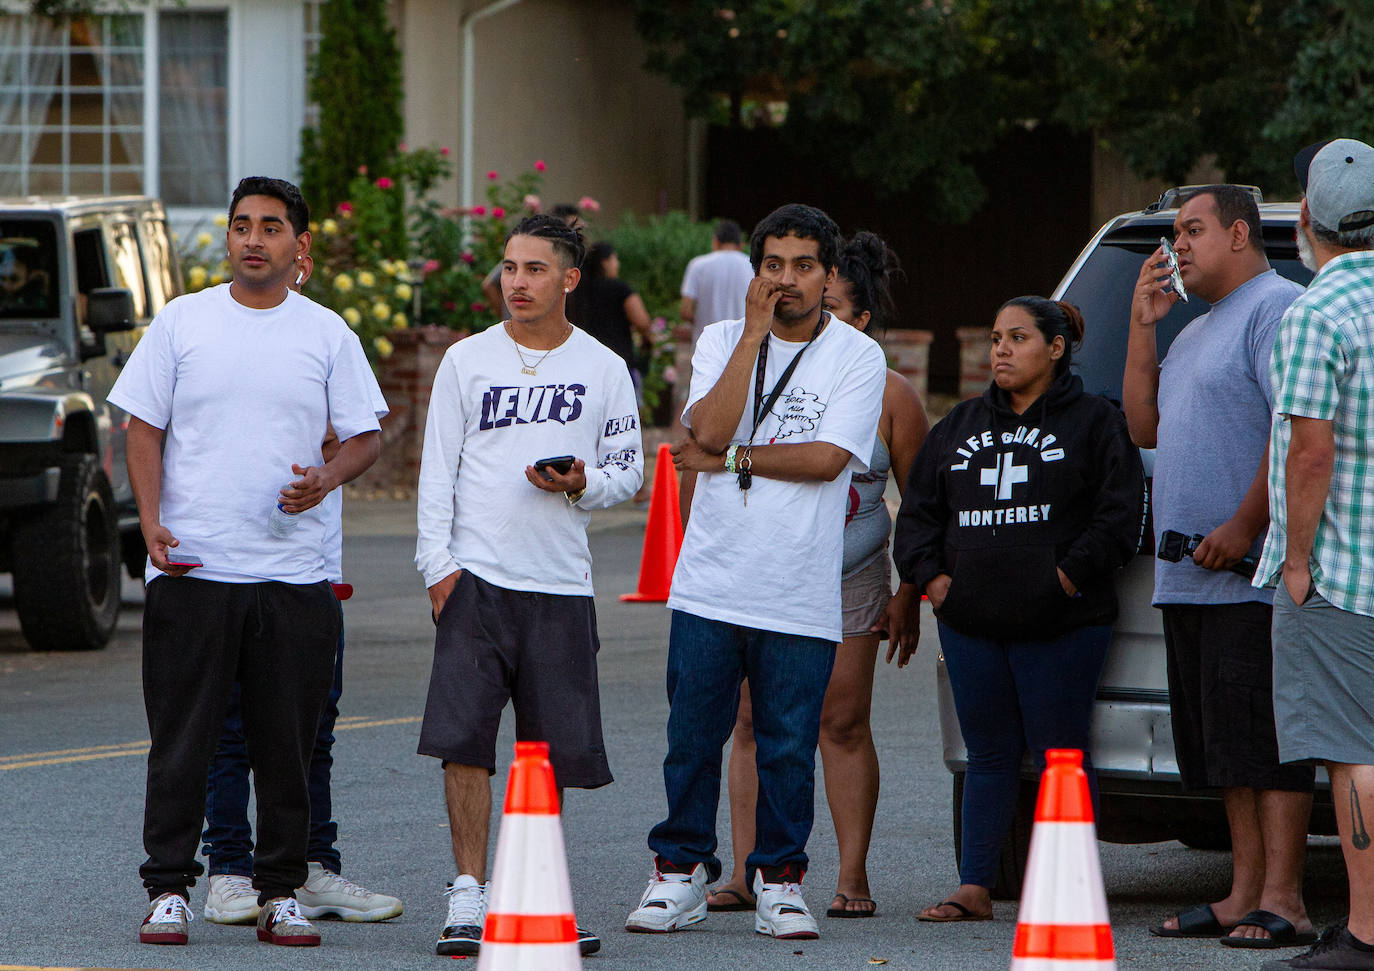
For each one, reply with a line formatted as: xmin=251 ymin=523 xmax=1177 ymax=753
xmin=108 ymin=177 xmax=383 ymax=948
xmin=626 ymin=204 xmax=885 ymax=942
xmin=415 ymin=214 xmax=642 ymax=959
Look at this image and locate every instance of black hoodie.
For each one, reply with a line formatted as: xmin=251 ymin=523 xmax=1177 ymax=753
xmin=894 ymin=371 xmax=1145 ymax=640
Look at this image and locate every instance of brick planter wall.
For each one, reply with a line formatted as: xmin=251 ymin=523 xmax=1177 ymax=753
xmin=957 ymin=325 xmax=992 ymax=399
xmin=359 ymin=325 xmax=465 ymax=491
xmin=883 ymin=329 xmax=933 ymax=406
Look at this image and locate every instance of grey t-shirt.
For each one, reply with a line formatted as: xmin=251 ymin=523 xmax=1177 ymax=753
xmin=1152 ymin=269 xmax=1303 ymax=605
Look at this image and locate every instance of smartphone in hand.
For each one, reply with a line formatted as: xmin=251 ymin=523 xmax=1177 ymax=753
xmin=166 ymin=551 xmax=203 ymax=568
xmin=534 ymin=455 xmax=576 ymax=481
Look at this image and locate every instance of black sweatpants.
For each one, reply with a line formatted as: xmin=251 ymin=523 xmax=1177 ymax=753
xmin=139 ymin=575 xmax=340 ymax=903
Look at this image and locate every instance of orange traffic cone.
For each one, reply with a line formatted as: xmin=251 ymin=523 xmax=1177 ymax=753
xmin=620 ymin=441 xmax=683 ymax=602
xmin=1010 ymin=749 xmax=1116 ymax=970
xmin=478 ymin=742 xmax=581 ymax=969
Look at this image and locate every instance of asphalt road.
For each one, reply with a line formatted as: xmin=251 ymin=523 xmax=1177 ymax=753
xmin=0 ymin=499 xmax=1348 ymax=971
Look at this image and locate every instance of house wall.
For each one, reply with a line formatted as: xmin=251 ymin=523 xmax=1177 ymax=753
xmin=398 ymin=0 xmax=688 ymax=225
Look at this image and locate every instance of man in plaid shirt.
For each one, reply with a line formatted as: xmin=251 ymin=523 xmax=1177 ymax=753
xmin=1257 ymin=137 xmax=1374 ymax=971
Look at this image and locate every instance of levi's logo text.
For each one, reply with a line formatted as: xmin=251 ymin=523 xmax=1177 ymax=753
xmin=480 ymin=384 xmax=585 ymax=429
xmin=951 ymin=425 xmax=1064 ymax=528
xmin=605 ymin=414 xmax=637 ymax=437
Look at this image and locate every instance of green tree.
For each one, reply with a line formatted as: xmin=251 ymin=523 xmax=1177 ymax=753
xmin=299 ymin=0 xmax=404 ymax=219
xmin=634 ymin=1 xmax=1363 ymax=218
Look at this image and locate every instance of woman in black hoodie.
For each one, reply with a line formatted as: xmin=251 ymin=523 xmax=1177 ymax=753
xmin=894 ymin=296 xmax=1143 ymax=922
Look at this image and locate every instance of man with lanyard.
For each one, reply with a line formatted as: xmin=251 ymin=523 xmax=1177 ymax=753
xmin=626 ymin=204 xmax=886 ymax=941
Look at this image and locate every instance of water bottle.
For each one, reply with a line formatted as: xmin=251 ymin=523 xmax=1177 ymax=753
xmin=268 ymin=484 xmax=299 ymax=538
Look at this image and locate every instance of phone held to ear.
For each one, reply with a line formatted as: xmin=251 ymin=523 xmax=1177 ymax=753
xmin=534 ymin=455 xmax=576 ymax=480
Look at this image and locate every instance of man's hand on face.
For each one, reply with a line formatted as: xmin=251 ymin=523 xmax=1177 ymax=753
xmin=1131 ymin=247 xmax=1181 ymax=328
xmin=1192 ymin=516 xmax=1255 ymax=571
xmin=743 ymin=277 xmax=783 ymax=340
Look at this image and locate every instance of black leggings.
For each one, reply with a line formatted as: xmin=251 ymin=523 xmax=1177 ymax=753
xmin=139 ymin=576 xmax=340 ymax=903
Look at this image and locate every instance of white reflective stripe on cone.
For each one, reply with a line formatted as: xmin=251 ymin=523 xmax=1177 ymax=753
xmin=476 ymin=941 xmax=581 ymax=970
xmin=485 ymin=815 xmax=576 ymax=917
xmin=1015 ymin=821 xmax=1111 ymax=925
xmin=1011 ymin=958 xmax=1117 ymax=970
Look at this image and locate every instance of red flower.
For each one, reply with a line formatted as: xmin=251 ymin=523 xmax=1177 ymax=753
xmin=440 ymin=146 xmax=451 ymax=156
xmin=357 ymin=165 xmax=368 ymax=175
xmin=492 ymin=207 xmax=505 ymax=219
xmin=487 ymin=170 xmax=499 ymax=181
xmin=534 ymin=159 xmax=546 ymax=172
xmin=460 ymin=252 xmax=475 ymax=264
xmin=423 ymin=259 xmax=441 ymax=274
xmin=337 ymin=201 xmax=353 ymax=214
xmin=444 ymin=301 xmax=456 ymax=312
xmin=398 ymin=141 xmax=408 ymax=152
xmin=376 ymin=176 xmax=393 ymax=189
xmin=471 ymin=301 xmax=487 ymax=313
xmin=472 ymin=205 xmax=486 ymax=216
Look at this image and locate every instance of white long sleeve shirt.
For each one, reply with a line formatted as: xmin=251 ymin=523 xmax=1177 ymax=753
xmin=415 ymin=324 xmax=644 ymax=595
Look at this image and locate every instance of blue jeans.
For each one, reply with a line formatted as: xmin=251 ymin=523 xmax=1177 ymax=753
xmin=202 ymin=631 xmax=345 ymax=876
xmin=938 ymin=621 xmax=1111 ymax=888
xmin=648 ymin=611 xmax=836 ymax=883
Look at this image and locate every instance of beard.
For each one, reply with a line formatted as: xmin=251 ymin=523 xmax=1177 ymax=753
xmin=1296 ymin=224 xmax=1319 ymax=273
xmin=774 ymin=294 xmax=820 ymax=323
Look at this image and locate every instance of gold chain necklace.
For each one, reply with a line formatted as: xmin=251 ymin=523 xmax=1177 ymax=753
xmin=506 ymin=320 xmax=572 ymax=376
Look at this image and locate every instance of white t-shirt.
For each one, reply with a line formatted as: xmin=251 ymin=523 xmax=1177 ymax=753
xmin=322 ymin=380 xmax=390 ymax=582
xmin=681 ymin=250 xmax=755 ymax=343
xmin=668 ymin=316 xmax=887 ymax=641
xmin=107 ymin=285 xmax=385 ymax=585
xmin=415 ymin=324 xmax=644 ymax=596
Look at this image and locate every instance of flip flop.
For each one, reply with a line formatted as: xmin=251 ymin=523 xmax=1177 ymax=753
xmin=705 ymin=888 xmax=755 ymax=912
xmin=1149 ymin=903 xmax=1235 ymax=939
xmin=826 ymin=893 xmax=877 ymax=918
xmin=917 ymin=900 xmax=992 ymax=923
xmin=1217 ymin=909 xmax=1318 ymax=949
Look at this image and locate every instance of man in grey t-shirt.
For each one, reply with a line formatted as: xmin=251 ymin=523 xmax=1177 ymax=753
xmin=1123 ymin=186 xmax=1315 ymax=948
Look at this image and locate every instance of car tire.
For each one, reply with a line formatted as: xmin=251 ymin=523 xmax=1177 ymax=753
xmin=12 ymin=454 xmax=122 ymax=651
xmin=951 ymin=772 xmax=1036 ymax=900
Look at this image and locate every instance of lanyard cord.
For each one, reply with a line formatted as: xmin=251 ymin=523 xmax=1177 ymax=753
xmin=748 ymin=311 xmax=828 ymax=445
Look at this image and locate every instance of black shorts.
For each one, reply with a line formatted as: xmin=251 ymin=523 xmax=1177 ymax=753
xmin=1160 ymin=602 xmax=1315 ymax=793
xmin=417 ymin=570 xmax=612 ymax=790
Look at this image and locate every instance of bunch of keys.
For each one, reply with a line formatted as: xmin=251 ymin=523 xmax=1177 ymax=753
xmin=737 ymin=448 xmax=753 ymax=505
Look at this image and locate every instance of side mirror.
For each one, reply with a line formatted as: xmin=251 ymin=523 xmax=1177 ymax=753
xmin=87 ymin=287 xmax=135 ymax=333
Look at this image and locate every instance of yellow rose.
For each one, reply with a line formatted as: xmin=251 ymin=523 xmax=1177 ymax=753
xmin=212 ymin=214 xmax=228 ymax=227
xmin=372 ymin=301 xmax=392 ymax=321
xmin=188 ymin=265 xmax=207 ymax=286
xmin=342 ymin=307 xmax=362 ymax=327
xmin=382 ymin=260 xmax=399 ymax=276
xmin=309 ymin=220 xmax=319 ymax=233
xmin=373 ymin=336 xmax=394 ymax=358
xmin=333 ymin=274 xmax=354 ymax=293
xmin=394 ymin=282 xmax=412 ymax=301
xmin=321 ymin=218 xmax=339 ymax=235
xmin=209 ymin=273 xmax=224 ymax=285
xmin=391 ymin=312 xmax=408 ymax=329
xmin=195 ymin=231 xmax=213 ymax=248
xmin=358 ymin=271 xmax=376 ymax=288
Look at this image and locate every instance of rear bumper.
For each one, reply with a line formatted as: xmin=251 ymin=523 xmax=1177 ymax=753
xmin=0 ymin=466 xmax=60 ymax=511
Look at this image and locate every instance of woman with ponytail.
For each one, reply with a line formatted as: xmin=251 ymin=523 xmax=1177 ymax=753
xmin=893 ymin=296 xmax=1144 ymax=922
xmin=704 ymin=232 xmax=930 ymax=919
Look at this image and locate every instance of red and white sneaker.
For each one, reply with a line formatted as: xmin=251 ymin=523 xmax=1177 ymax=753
xmin=140 ymin=892 xmax=193 ymax=945
xmin=753 ymin=870 xmax=819 ymax=940
xmin=256 ymin=896 xmax=321 ymax=946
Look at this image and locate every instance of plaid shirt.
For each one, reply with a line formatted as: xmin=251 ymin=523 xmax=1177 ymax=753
xmin=1256 ymin=251 xmax=1374 ymax=616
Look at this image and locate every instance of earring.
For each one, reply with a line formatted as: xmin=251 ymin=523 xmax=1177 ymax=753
xmin=564 ymin=287 xmax=570 ymax=293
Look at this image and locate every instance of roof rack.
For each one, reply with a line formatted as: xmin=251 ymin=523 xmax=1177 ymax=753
xmin=1144 ymin=184 xmax=1265 ymax=213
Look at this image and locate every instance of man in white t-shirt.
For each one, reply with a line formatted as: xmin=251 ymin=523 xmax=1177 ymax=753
xmin=108 ymin=177 xmax=384 ymax=949
xmin=626 ymin=204 xmax=886 ymax=941
xmin=680 ymin=219 xmax=754 ymax=345
xmin=415 ymin=214 xmax=643 ymax=959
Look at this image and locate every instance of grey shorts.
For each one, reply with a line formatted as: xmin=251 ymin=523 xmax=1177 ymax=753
xmin=417 ymin=570 xmax=612 ymax=789
xmin=841 ymin=551 xmax=892 ymax=639
xmin=1272 ymin=582 xmax=1374 ymax=766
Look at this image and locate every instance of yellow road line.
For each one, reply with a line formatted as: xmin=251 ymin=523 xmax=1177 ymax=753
xmin=0 ymin=716 xmax=421 ymax=771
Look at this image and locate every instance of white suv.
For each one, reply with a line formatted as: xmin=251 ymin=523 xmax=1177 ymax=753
xmin=934 ymin=191 xmax=1336 ymax=897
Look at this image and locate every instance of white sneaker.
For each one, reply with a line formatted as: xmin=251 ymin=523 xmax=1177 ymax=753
xmin=296 ymin=862 xmax=403 ymax=922
xmin=203 ymin=874 xmax=260 ymax=925
xmin=436 ymin=874 xmax=488 ymax=957
xmin=753 ymin=869 xmax=819 ymax=940
xmin=625 ymin=862 xmax=708 ymax=933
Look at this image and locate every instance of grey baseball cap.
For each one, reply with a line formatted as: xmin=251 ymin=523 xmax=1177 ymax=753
xmin=1306 ymin=138 xmax=1374 ymax=232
